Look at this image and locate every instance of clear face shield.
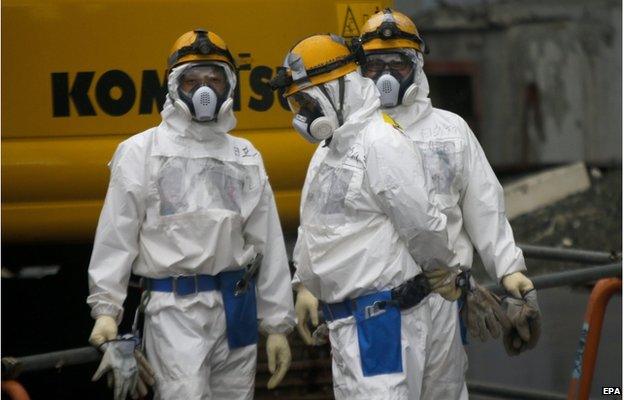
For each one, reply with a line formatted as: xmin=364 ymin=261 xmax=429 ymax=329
xmin=175 ymin=63 xmax=235 ymax=122
xmin=361 ymin=49 xmax=422 ymax=108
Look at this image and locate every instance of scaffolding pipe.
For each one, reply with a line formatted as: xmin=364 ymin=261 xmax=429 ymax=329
xmin=518 ymin=244 xmax=620 ymax=264
xmin=1 ymin=347 xmax=100 ymax=379
xmin=485 ymin=262 xmax=622 ymax=294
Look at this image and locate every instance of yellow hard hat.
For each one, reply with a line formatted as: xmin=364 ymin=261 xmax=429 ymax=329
xmin=271 ymin=34 xmax=359 ymax=97
xmin=168 ymin=29 xmax=237 ymax=70
xmin=360 ymin=9 xmax=427 ymax=53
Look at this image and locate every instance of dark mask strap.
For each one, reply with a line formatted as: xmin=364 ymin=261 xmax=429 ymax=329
xmin=338 ymin=76 xmax=346 ymax=124
xmin=318 ymin=77 xmax=345 ymax=126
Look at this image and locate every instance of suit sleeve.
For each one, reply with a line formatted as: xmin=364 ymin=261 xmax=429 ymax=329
xmin=367 ymin=132 xmax=457 ymax=270
xmin=87 ymin=141 xmax=146 ymax=323
xmin=460 ymin=121 xmax=526 ymax=281
xmin=244 ymin=176 xmax=296 ymax=334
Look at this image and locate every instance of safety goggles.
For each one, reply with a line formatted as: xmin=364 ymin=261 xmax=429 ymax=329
xmin=178 ymin=64 xmax=229 ymax=96
xmin=286 ymin=91 xmax=323 ymax=115
xmin=363 ymin=53 xmax=413 ymax=74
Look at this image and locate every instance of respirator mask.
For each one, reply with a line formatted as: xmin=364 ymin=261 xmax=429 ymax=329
xmin=362 ymin=50 xmax=422 ymax=108
xmin=286 ymin=80 xmax=344 ymax=144
xmin=174 ymin=63 xmax=235 ymax=123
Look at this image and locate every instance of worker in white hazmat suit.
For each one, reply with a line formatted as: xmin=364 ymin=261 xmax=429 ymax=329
xmin=87 ymin=29 xmax=296 ymax=400
xmin=354 ymin=8 xmax=542 ymax=399
xmin=270 ymin=33 xmax=460 ymax=400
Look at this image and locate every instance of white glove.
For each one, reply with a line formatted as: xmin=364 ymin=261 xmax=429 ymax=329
xmin=92 ymin=336 xmax=156 ymax=400
xmin=295 ymin=286 xmax=319 ymax=345
xmin=92 ymin=338 xmax=138 ymax=400
xmin=502 ymin=271 xmax=534 ymax=298
xmin=424 ymin=268 xmax=462 ymax=301
xmin=266 ymin=333 xmax=291 ymax=390
xmin=89 ymin=315 xmax=118 ymax=347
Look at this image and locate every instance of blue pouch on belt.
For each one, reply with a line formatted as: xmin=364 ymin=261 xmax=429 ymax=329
xmin=218 ymin=269 xmax=258 ymax=349
xmin=353 ymin=291 xmax=403 ymax=376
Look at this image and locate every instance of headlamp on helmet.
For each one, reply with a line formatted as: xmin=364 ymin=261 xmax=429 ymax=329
xmin=359 ymin=8 xmax=429 ymax=54
xmin=168 ymin=29 xmax=237 ymax=70
xmin=269 ymin=67 xmax=294 ymax=91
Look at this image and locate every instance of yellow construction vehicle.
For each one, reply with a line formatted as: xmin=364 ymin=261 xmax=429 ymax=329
xmin=2 ymin=0 xmax=390 ymax=243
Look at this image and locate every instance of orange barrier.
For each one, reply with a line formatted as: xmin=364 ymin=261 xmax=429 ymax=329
xmin=567 ymin=277 xmax=622 ymax=400
xmin=1 ymin=380 xmax=31 ymax=400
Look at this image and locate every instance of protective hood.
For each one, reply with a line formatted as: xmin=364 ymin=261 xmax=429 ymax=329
xmin=164 ymin=62 xmax=237 ymax=141
xmin=324 ymin=72 xmax=381 ymax=152
xmin=384 ymin=53 xmax=432 ymax=130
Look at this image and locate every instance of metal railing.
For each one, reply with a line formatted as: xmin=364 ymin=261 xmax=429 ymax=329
xmin=567 ymin=278 xmax=622 ymax=400
xmin=485 ymin=262 xmax=622 ymax=294
xmin=518 ymin=244 xmax=620 ymax=265
xmin=2 ymin=347 xmax=100 ymax=380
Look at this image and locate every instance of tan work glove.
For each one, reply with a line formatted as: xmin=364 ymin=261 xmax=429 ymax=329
xmin=424 ymin=268 xmax=462 ymax=301
xmin=501 ymin=288 xmax=541 ymax=356
xmin=461 ymin=279 xmax=511 ymax=342
xmin=266 ymin=333 xmax=291 ymax=389
xmin=501 ymin=272 xmax=541 ymax=355
xmin=295 ymin=286 xmax=319 ymax=345
xmin=89 ymin=315 xmax=118 ymax=347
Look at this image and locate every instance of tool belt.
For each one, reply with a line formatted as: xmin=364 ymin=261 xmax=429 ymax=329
xmin=319 ymin=270 xmax=472 ymax=377
xmin=141 ymin=254 xmax=263 ymax=297
xmin=322 ymin=273 xmax=432 ymax=322
xmin=139 ymin=254 xmax=263 ymax=349
xmin=320 ymin=274 xmax=434 ymax=377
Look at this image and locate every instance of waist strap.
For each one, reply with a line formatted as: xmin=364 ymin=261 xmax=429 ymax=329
xmin=322 ymin=299 xmax=356 ymax=322
xmin=144 ymin=275 xmax=218 ymax=296
xmin=322 ymin=274 xmax=432 ymax=322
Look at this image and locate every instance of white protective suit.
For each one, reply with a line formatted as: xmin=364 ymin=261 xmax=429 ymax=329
xmin=293 ymin=72 xmax=458 ymax=400
xmin=385 ymin=54 xmax=527 ymax=399
xmin=87 ymin=63 xmax=296 ymax=400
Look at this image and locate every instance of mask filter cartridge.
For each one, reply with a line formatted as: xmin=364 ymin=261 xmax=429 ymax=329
xmin=376 ymin=74 xmax=400 ymax=108
xmin=191 ymin=86 xmax=218 ymax=122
